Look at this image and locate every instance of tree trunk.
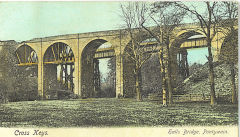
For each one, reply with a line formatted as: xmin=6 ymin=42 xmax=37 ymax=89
xmin=184 ymin=50 xmax=190 ymax=77
xmin=166 ymin=45 xmax=173 ymax=105
xmin=159 ymin=48 xmax=167 ymax=106
xmin=167 ymin=73 xmax=173 ymax=105
xmin=207 ymin=45 xmax=216 ymax=105
xmin=162 ymin=83 xmax=167 ymax=106
xmin=230 ymin=63 xmax=237 ymax=104
xmin=136 ymin=71 xmax=142 ymax=101
xmin=206 ymin=2 xmax=216 ymax=106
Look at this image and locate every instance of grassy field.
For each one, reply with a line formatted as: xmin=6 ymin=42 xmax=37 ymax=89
xmin=0 ymin=98 xmax=238 ymax=127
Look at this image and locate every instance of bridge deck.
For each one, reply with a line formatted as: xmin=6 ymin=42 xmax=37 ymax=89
xmin=180 ymin=38 xmax=207 ymax=49
xmin=94 ymin=48 xmax=115 ymax=59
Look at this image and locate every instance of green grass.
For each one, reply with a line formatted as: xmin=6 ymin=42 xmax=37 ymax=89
xmin=0 ymin=98 xmax=238 ymax=127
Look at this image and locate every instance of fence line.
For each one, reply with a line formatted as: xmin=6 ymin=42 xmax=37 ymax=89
xmin=147 ymin=93 xmax=230 ymax=102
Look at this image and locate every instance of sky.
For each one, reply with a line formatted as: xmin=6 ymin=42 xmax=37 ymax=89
xmin=0 ymin=1 xmax=208 ymax=79
xmin=187 ymin=48 xmax=208 ymax=65
xmin=0 ymin=1 xmax=209 ymax=41
xmin=0 ymin=2 xmax=122 ymax=41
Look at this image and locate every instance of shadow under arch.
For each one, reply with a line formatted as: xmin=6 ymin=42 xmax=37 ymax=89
xmin=43 ymin=42 xmax=75 ymax=99
xmin=81 ymin=39 xmax=115 ymax=98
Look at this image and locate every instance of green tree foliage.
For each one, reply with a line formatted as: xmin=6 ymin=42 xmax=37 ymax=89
xmin=0 ymin=45 xmax=38 ymax=102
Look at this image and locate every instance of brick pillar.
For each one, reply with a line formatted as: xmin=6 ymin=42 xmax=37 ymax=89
xmin=37 ymin=55 xmax=44 ymax=99
xmin=73 ymin=56 xmax=81 ymax=96
xmin=115 ymin=54 xmax=123 ymax=98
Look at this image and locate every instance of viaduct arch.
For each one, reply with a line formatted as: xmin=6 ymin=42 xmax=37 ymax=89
xmin=15 ymin=24 xmax=237 ymax=99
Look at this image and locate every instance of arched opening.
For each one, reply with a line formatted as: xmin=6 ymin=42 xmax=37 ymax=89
xmin=14 ymin=44 xmax=38 ymax=101
xmin=43 ymin=42 xmax=75 ymax=99
xmin=81 ymin=39 xmax=115 ymax=98
xmin=168 ymin=31 xmax=218 ymax=99
xmin=171 ymin=30 xmax=238 ymax=101
xmin=178 ymin=35 xmax=208 ymax=79
xmin=16 ymin=44 xmax=38 ymax=66
xmin=171 ymin=31 xmax=208 ymax=83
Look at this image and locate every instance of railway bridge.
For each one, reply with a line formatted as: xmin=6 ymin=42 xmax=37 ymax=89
xmin=15 ymin=23 xmax=237 ymax=99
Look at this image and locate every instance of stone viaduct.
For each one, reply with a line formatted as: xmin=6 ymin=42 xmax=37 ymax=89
xmin=14 ymin=23 xmax=237 ymax=99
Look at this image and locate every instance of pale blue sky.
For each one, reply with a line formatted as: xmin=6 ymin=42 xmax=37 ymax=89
xmin=0 ymin=2 xmax=122 ymax=41
xmin=0 ymin=1 xmax=209 ymax=41
xmin=187 ymin=48 xmax=208 ymax=65
xmin=0 ymin=1 xmax=208 ymax=78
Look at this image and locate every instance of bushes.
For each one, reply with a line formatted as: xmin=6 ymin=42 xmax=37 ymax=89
xmin=56 ymin=90 xmax=79 ymax=100
xmin=5 ymin=89 xmax=79 ymax=102
xmin=99 ymin=86 xmax=115 ymax=98
xmin=0 ymin=83 xmax=9 ymax=103
xmin=189 ymin=71 xmax=208 ymax=83
xmin=6 ymin=77 xmax=39 ymax=102
xmin=0 ymin=91 xmax=8 ymax=103
xmin=7 ymin=90 xmax=39 ymax=102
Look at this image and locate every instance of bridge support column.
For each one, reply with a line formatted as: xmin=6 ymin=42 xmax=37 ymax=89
xmin=69 ymin=64 xmax=74 ymax=92
xmin=178 ymin=49 xmax=189 ymax=79
xmin=115 ymin=54 xmax=123 ymax=98
xmin=73 ymin=60 xmax=80 ymax=96
xmin=64 ymin=64 xmax=68 ymax=88
xmin=37 ymin=56 xmax=44 ymax=99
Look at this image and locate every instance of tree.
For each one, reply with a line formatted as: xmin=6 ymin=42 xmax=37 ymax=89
xmin=120 ymin=2 xmax=156 ymax=101
xmin=0 ymin=45 xmax=18 ymax=96
xmin=141 ymin=53 xmax=162 ymax=96
xmin=103 ymin=57 xmax=116 ymax=98
xmin=0 ymin=44 xmax=38 ymax=102
xmin=218 ymin=1 xmax=238 ymax=104
xmin=174 ymin=2 xmax=223 ymax=105
xmin=139 ymin=2 xmax=186 ymax=105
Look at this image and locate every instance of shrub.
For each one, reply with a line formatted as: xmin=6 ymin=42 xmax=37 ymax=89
xmin=7 ymin=90 xmax=39 ymax=102
xmin=57 ymin=90 xmax=78 ymax=100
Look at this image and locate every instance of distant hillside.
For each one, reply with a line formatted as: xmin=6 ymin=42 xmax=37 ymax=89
xmin=177 ymin=62 xmax=238 ymax=98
